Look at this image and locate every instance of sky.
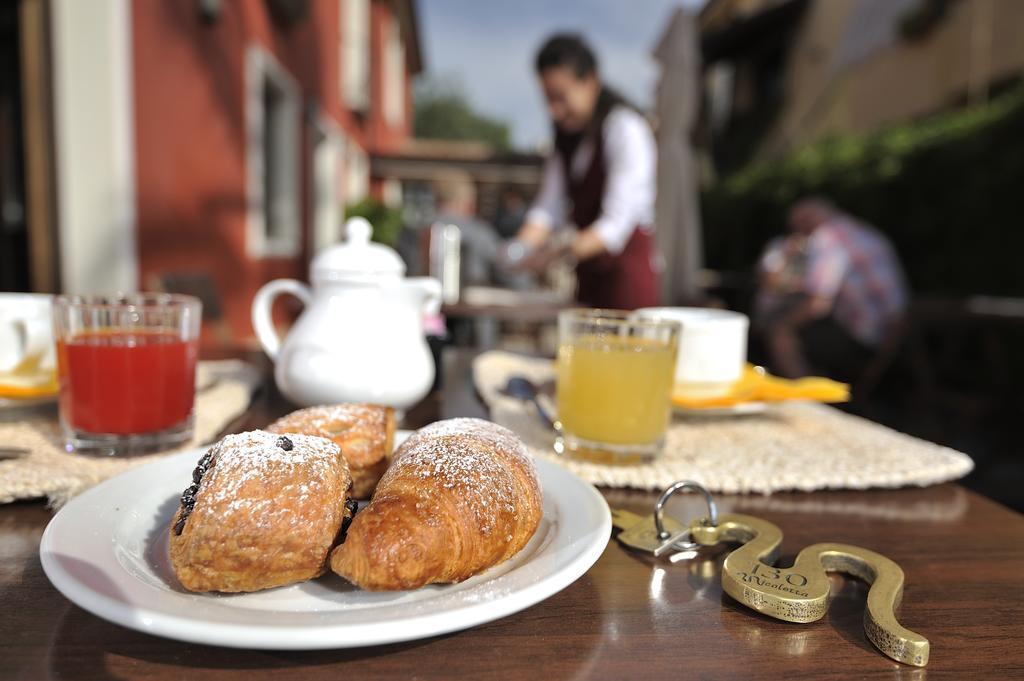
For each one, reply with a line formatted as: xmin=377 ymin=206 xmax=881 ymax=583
xmin=416 ymin=0 xmax=706 ymax=150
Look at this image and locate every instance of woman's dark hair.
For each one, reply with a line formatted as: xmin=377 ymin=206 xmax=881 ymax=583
xmin=535 ymin=34 xmax=598 ymax=79
xmin=537 ymin=33 xmax=637 ymax=147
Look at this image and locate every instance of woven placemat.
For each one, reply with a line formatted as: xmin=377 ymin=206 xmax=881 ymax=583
xmin=474 ymin=351 xmax=974 ymax=493
xmin=0 ymin=360 xmax=261 ymax=507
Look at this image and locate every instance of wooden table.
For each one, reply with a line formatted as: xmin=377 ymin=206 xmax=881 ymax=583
xmin=441 ymin=286 xmax=569 ymax=324
xmin=442 ymin=287 xmax=568 ymax=349
xmin=3 ymin=349 xmax=1024 ymax=680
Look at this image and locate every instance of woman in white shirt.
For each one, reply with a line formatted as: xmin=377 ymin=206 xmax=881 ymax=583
xmin=512 ymin=34 xmax=659 ymax=309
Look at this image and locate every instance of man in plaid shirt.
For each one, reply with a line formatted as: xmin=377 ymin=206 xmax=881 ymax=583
xmin=756 ymin=198 xmax=908 ymax=381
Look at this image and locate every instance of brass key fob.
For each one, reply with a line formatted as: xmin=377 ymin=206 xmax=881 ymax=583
xmin=611 ymin=481 xmax=930 ymax=667
xmin=690 ymin=513 xmax=930 ymax=667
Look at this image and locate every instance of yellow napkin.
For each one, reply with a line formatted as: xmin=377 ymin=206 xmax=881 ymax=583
xmin=672 ymin=365 xmax=849 ymax=409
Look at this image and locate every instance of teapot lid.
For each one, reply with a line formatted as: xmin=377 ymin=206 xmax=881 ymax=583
xmin=311 ymin=217 xmax=406 ymax=281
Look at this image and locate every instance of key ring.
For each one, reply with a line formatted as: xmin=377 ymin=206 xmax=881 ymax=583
xmin=654 ymin=480 xmax=718 ymax=551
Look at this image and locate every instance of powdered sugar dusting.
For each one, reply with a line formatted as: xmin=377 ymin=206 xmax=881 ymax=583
xmin=269 ymin=404 xmax=385 ymax=432
xmin=266 ymin=404 xmax=390 ymax=465
xmin=397 ymin=418 xmax=536 ymax=476
xmin=195 ymin=430 xmax=343 ymax=520
xmin=385 ymin=432 xmax=512 ymax=532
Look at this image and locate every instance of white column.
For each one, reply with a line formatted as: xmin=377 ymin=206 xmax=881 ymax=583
xmin=50 ymin=0 xmax=138 ymax=294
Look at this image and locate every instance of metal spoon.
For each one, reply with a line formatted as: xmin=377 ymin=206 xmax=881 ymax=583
xmin=502 ymin=376 xmax=557 ymax=431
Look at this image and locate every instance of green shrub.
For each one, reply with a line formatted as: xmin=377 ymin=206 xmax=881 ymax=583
xmin=344 ymin=198 xmax=404 ymax=247
xmin=702 ymin=83 xmax=1024 ymax=296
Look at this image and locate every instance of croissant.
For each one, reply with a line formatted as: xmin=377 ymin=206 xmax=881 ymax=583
xmin=330 ymin=418 xmax=543 ymax=591
xmin=266 ymin=404 xmax=396 ymax=498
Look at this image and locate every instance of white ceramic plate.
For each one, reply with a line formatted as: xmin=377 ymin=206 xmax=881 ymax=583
xmin=39 ymin=431 xmax=610 ymax=650
xmin=0 ymin=393 xmax=57 ymax=410
xmin=673 ymin=401 xmax=768 ymax=417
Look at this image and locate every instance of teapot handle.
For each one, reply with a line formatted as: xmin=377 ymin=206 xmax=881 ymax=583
xmin=413 ymin=277 xmax=443 ymax=316
xmin=251 ymin=279 xmax=312 ymax=361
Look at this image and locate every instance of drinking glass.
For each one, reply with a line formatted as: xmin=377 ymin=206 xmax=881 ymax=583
xmin=54 ymin=294 xmax=201 ymax=455
xmin=555 ymin=309 xmax=680 ymax=464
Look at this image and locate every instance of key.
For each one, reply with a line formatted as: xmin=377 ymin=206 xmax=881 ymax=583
xmin=611 ymin=507 xmax=692 ymax=556
xmin=610 ymin=508 xmax=647 ymax=531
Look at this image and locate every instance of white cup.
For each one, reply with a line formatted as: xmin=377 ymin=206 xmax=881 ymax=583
xmin=635 ymin=307 xmax=749 ymax=398
xmin=0 ymin=293 xmax=55 ymax=374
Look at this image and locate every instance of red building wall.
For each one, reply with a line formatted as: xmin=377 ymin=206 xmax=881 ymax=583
xmin=366 ymin=0 xmax=412 ymax=153
xmin=132 ymin=0 xmax=409 ymax=344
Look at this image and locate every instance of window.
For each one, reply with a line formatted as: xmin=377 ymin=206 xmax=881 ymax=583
xmin=383 ymin=14 xmax=405 ymax=127
xmin=342 ymin=0 xmax=369 ymax=111
xmin=708 ymin=63 xmax=735 ymax=131
xmin=312 ymin=118 xmax=346 ymax=254
xmin=246 ymin=46 xmax=300 ymax=258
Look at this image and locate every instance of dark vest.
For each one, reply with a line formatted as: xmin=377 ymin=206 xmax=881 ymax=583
xmin=555 ymin=104 xmax=660 ymax=310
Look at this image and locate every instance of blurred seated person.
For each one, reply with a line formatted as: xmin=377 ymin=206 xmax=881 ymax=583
xmin=755 ymin=232 xmax=810 ymax=324
xmin=495 ymin=189 xmax=527 ymax=239
xmin=755 ymin=198 xmax=908 ymax=382
xmin=503 ymin=34 xmax=659 ymax=310
xmin=432 ymin=180 xmax=532 ymax=289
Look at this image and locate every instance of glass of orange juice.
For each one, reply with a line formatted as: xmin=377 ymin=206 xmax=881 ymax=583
xmin=555 ymin=309 xmax=680 ymax=464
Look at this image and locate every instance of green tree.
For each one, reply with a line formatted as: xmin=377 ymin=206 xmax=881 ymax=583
xmin=414 ymin=79 xmax=511 ymax=149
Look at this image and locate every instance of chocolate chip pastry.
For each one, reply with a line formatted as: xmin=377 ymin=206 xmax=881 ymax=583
xmin=169 ymin=430 xmax=356 ymax=593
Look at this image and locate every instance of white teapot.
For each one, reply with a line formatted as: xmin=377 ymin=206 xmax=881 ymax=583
xmin=251 ymin=217 xmax=441 ymax=410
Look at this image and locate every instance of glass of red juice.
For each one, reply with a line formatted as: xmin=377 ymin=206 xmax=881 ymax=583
xmin=54 ymin=294 xmax=202 ymax=455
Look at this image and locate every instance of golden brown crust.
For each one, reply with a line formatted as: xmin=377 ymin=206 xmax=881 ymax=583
xmin=169 ymin=431 xmax=352 ymax=593
xmin=266 ymin=404 xmax=395 ymax=498
xmin=348 ymin=456 xmax=391 ymax=500
xmin=330 ymin=418 xmax=542 ymax=591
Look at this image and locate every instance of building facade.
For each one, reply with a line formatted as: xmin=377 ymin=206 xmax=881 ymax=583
xmin=700 ymin=0 xmax=1024 ymax=171
xmin=32 ymin=0 xmax=421 ymax=341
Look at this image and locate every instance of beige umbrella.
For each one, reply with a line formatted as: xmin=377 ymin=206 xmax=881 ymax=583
xmin=653 ymin=7 xmax=703 ymax=304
